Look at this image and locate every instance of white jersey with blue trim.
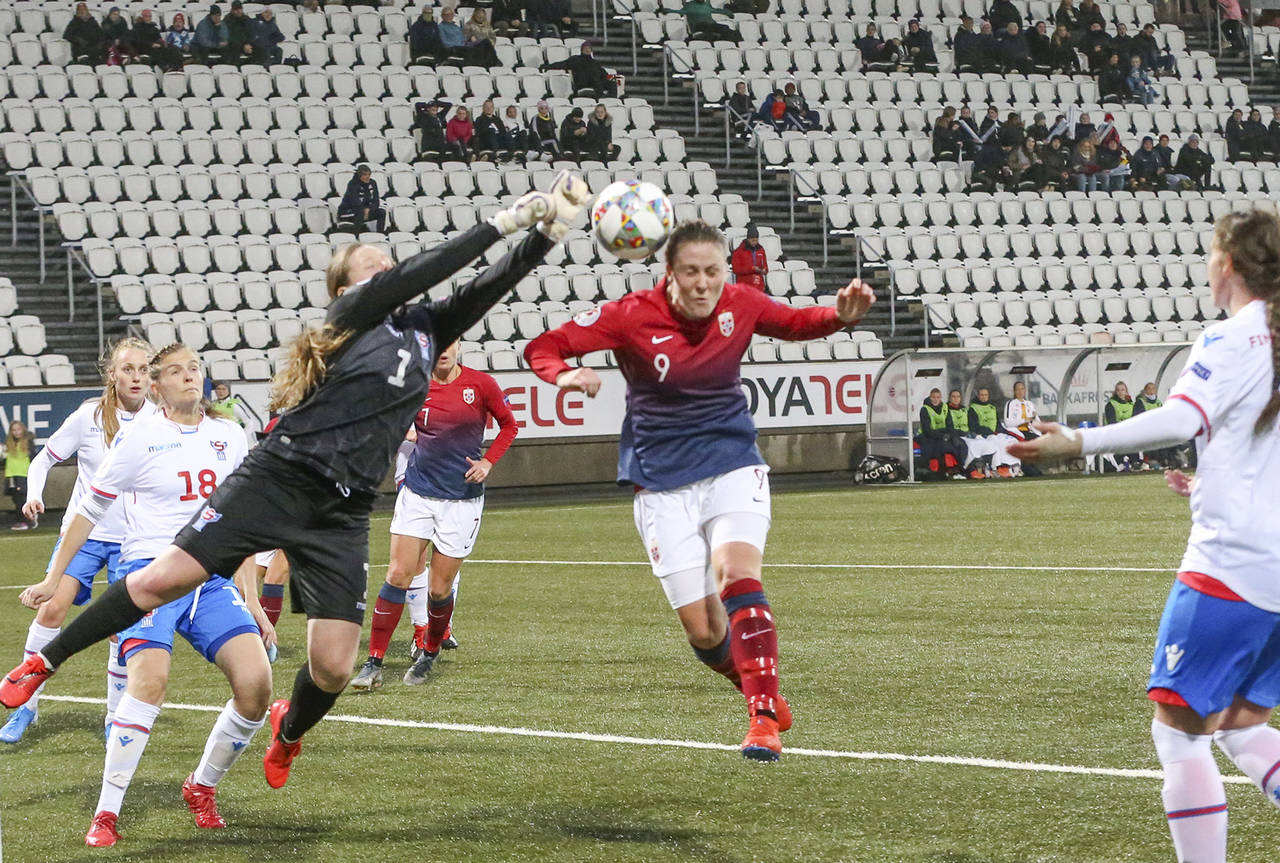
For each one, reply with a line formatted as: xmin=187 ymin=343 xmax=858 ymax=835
xmin=38 ymin=400 xmax=159 ymax=543
xmin=1168 ymin=299 xmax=1280 ymax=611
xmin=84 ymin=411 xmax=247 ymax=563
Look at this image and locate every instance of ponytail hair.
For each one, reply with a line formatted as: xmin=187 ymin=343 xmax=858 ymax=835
xmin=268 ymin=243 xmax=362 ymax=412
xmin=662 ymin=219 xmax=726 ymax=269
xmin=95 ymin=336 xmax=153 ymax=445
xmin=1211 ymin=209 xmax=1280 ymax=434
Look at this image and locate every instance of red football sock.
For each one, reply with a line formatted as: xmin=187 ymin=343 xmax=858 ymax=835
xmin=424 ymin=594 xmax=454 ymax=653
xmin=721 ymin=578 xmax=779 ymax=719
xmin=691 ymin=633 xmax=742 ymax=690
xmin=260 ymin=584 xmax=284 ymax=627
xmin=368 ymin=585 xmax=407 ymax=661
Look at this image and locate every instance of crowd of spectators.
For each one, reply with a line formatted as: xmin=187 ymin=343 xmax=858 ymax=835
xmin=62 ymin=2 xmax=284 ymax=69
xmin=411 ymin=98 xmax=619 ymax=163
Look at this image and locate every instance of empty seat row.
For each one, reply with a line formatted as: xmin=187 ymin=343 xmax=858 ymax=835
xmin=0 ymin=352 xmax=74 ymax=386
xmin=896 ymin=256 xmax=1210 ymax=295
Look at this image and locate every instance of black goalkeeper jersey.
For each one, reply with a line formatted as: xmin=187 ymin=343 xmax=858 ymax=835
xmin=258 ymin=222 xmax=553 ymax=494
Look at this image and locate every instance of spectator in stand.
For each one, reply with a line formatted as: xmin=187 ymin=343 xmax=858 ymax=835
xmin=529 ymin=100 xmax=561 ymax=159
xmin=933 ymin=107 xmax=962 ymax=160
xmin=730 ymin=225 xmax=768 ymax=292
xmin=1241 ymin=109 xmax=1269 ymax=161
xmin=1077 ymin=0 xmax=1106 ymax=31
xmin=1129 ymin=136 xmax=1166 ymax=189
xmin=461 ymin=8 xmax=502 ymax=66
xmin=127 ymin=9 xmax=181 ymax=70
xmin=1098 ymin=53 xmax=1128 ymax=100
xmin=972 ymin=136 xmax=1011 ymax=190
xmin=504 ymin=105 xmax=529 ymax=156
xmin=956 ymin=105 xmax=991 ymax=158
xmin=1008 ymin=137 xmax=1043 ymax=190
xmin=664 ymin=0 xmax=738 ymax=42
xmin=1027 ymin=20 xmax=1053 ymax=69
xmin=529 ymin=0 xmax=575 ymax=37
xmin=727 ymin=0 xmax=770 ymax=11
xmin=999 ymin=111 xmax=1026 ymax=153
xmin=904 ymin=19 xmax=938 ymax=70
xmin=727 ymin=81 xmax=755 ymax=135
xmin=438 ymin=7 xmax=499 ymax=65
xmin=299 ymin=0 xmax=319 ymax=10
xmin=1028 ymin=111 xmax=1051 ymax=141
xmin=1154 ymin=133 xmax=1179 ymax=182
xmin=585 ymin=104 xmax=621 ymax=161
xmin=1111 ymin=22 xmax=1134 ymax=59
xmin=952 ymin=17 xmax=986 ymax=73
xmin=989 ymin=0 xmax=1022 ymax=33
xmin=997 ymin=21 xmax=1033 ymax=73
xmin=1082 ymin=21 xmax=1112 ymax=71
xmin=1055 ymin=0 xmax=1081 ymax=33
xmin=224 ymin=1 xmax=255 ymax=64
xmin=1049 ymin=23 xmax=1079 ymax=72
xmin=474 ymin=100 xmax=512 ymax=160
xmin=1040 ymin=135 xmax=1072 ymax=189
xmin=1225 ymin=108 xmax=1245 ymax=160
xmin=193 ymin=5 xmax=230 ymax=64
xmin=409 ymin=6 xmax=443 ymax=64
xmin=1070 ymin=138 xmax=1102 ymax=191
xmin=1172 ymin=134 xmax=1214 ymax=190
xmin=252 ymin=8 xmax=285 ymax=66
xmin=445 ymin=106 xmax=476 ymax=161
xmin=1219 ymin=0 xmax=1247 ymax=50
xmin=1074 ymin=111 xmax=1096 ymax=143
xmin=464 ymin=8 xmax=496 ymax=46
xmin=979 ymin=104 xmax=1001 ymax=139
xmin=1126 ymin=56 xmax=1157 ymax=104
xmin=542 ymin=42 xmax=618 ymax=98
xmin=164 ymin=12 xmax=194 ymax=58
xmin=1097 ymin=136 xmax=1128 ymax=190
xmin=337 ymin=165 xmax=386 ymax=233
xmin=413 ymin=101 xmax=448 ymax=159
xmin=974 ymin=21 xmax=999 ymax=71
xmin=756 ymin=89 xmax=787 ymax=131
xmin=855 ymin=23 xmax=887 ymax=68
xmin=1134 ymin=23 xmax=1175 ymax=73
xmin=782 ymin=83 xmax=820 ymax=131
xmin=490 ymin=0 xmax=528 ymax=36
xmin=64 ymin=2 xmax=108 ymax=65
xmin=558 ymin=106 xmax=588 ymax=158
xmin=101 ymin=7 xmax=133 ymax=62
xmin=1269 ymin=107 xmax=1280 ymax=160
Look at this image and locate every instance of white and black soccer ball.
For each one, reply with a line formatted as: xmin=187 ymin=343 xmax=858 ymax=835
xmin=590 ymin=180 xmax=674 ymax=262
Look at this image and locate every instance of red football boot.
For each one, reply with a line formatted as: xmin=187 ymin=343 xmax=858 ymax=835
xmin=182 ymin=773 xmax=226 ymax=828
xmin=775 ymin=695 xmax=792 ymax=733
xmin=740 ymin=714 xmax=782 ymax=763
xmin=1 ymin=653 xmax=54 ymax=709
xmin=85 ymin=811 xmax=121 ymax=847
xmin=263 ymin=699 xmax=301 ymax=789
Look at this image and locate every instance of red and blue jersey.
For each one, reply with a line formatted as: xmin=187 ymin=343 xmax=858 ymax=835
xmin=525 ymin=279 xmax=847 ymax=491
xmin=403 ymin=365 xmax=518 ymax=500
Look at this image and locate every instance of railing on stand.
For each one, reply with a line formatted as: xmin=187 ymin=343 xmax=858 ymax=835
xmin=7 ymin=172 xmax=51 ymax=285
xmin=857 ymin=235 xmax=896 ymax=337
xmin=723 ymin=101 xmax=751 ymax=169
xmin=660 ymin=43 xmax=699 ymax=133
xmin=61 ymin=243 xmax=107 ymax=358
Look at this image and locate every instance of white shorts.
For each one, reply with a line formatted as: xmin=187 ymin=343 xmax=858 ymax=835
xmin=390 ymin=487 xmax=485 ymax=559
xmin=633 ymin=464 xmax=772 ymax=609
xmin=254 ymin=550 xmax=277 ymax=567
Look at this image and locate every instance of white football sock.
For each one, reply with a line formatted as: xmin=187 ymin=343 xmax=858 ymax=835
xmin=407 ymin=569 xmax=430 ymax=628
xmin=22 ymin=621 xmax=60 ymax=715
xmin=1152 ymin=717 xmax=1227 ymax=863
xmin=449 ymin=571 xmax=461 ymax=629
xmin=192 ymin=699 xmax=266 ymax=788
xmin=97 ymin=694 xmax=161 ymax=816
xmin=1215 ymin=723 xmax=1280 ymax=809
xmin=104 ymin=638 xmax=128 ymax=727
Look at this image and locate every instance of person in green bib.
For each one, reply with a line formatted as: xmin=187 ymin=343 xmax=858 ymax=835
xmin=1133 ymin=381 xmax=1185 ymax=469
xmin=2 ymin=420 xmax=38 ymax=530
xmin=209 ymin=381 xmax=262 ymax=432
xmin=917 ymin=388 xmax=962 ymax=478
xmin=1102 ymin=381 xmax=1143 ymax=471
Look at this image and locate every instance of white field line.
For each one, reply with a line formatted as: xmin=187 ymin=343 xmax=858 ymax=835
xmin=0 ymin=560 xmax=1172 ymax=590
xmin=39 ymin=694 xmax=1246 ymax=784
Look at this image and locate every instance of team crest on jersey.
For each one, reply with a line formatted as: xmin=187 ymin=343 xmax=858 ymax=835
xmin=210 ymin=440 xmax=227 ymax=461
xmin=462 ymin=387 xmax=476 ymax=404
xmin=649 ymin=544 xmax=661 ymax=563
xmin=573 ymin=306 xmax=601 ymax=327
xmin=718 ymin=311 xmax=735 ymax=337
xmin=140 ymin=610 xmax=155 ymax=629
xmin=417 ymin=331 xmax=433 ymax=362
xmin=191 ymin=507 xmax=222 ymax=532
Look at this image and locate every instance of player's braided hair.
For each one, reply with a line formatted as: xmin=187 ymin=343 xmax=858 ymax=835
xmin=96 ymin=336 xmax=152 ymax=445
xmin=663 ymin=219 xmax=726 ymax=268
xmin=268 ymin=245 xmax=359 ymax=412
xmin=146 ymin=342 xmax=214 ymax=415
xmin=1212 ymin=209 xmax=1280 ymax=434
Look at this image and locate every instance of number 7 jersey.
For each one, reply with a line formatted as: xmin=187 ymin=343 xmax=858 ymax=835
xmin=88 ymin=412 xmax=248 ymax=563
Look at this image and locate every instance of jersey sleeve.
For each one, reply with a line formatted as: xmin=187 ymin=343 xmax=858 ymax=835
xmin=479 ymin=372 xmax=518 ymax=464
xmin=82 ymin=425 xmax=145 ymax=510
xmin=749 ymin=292 xmax=846 ymax=341
xmin=42 ymin=402 xmax=93 ymax=463
xmin=524 ymin=299 xmax=629 ymax=382
xmin=1167 ymin=328 xmax=1250 ymax=438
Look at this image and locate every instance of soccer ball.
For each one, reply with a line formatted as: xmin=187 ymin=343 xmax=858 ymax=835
xmin=590 ymin=180 xmax=674 ymax=261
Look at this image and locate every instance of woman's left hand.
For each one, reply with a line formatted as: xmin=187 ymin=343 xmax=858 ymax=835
xmin=464 ymin=457 xmax=493 ymax=483
xmin=19 ymin=579 xmax=58 ymax=610
xmin=835 ymin=278 xmax=875 ymax=324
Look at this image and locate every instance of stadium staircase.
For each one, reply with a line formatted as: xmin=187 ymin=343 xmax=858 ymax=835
xmin=1184 ymin=28 xmax=1280 ymax=105
xmin=0 ymin=170 xmax=124 ymax=380
xmin=590 ymin=22 xmax=925 ymax=350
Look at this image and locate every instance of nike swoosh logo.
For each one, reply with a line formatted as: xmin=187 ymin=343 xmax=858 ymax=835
xmin=740 ymin=628 xmax=771 ymax=641
xmin=651 ymin=335 xmax=674 ymax=344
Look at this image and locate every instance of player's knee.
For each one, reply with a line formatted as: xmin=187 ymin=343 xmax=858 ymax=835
xmin=128 ymin=675 xmax=167 ymax=706
xmin=233 ymin=678 xmax=272 ymax=721
xmin=309 ymin=660 xmax=351 ymax=693
xmin=715 ymin=566 xmax=760 ymax=590
xmin=384 ymin=562 xmax=415 ymax=589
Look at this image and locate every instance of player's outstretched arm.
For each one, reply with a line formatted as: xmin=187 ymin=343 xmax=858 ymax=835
xmin=1009 ymin=399 xmax=1204 ymax=463
xmin=1006 ymin=420 xmax=1082 ymax=462
xmin=835 ymin=278 xmax=875 ymax=324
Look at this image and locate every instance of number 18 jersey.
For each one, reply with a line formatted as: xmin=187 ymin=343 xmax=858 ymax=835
xmin=87 ymin=412 xmax=247 ymax=563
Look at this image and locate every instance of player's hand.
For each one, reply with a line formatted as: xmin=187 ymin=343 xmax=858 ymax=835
xmin=19 ymin=578 xmax=58 ymax=610
xmin=556 ymin=367 xmax=601 ymax=397
xmin=835 ymin=278 xmax=875 ymax=324
xmin=1006 ymin=419 xmax=1082 ymax=462
xmin=251 ymin=605 xmax=277 ymax=650
xmin=21 ymin=500 xmax=44 ymax=521
xmin=1165 ymin=469 xmax=1194 ymax=498
xmin=464 ymin=457 xmax=493 ymax=483
xmin=405 ymin=426 xmax=417 ymax=443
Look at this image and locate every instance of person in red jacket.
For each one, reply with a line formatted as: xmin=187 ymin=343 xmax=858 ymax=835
xmin=730 ymin=225 xmax=768 ymax=291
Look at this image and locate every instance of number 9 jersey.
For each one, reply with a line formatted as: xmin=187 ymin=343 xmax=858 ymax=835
xmin=86 ymin=412 xmax=248 ymax=564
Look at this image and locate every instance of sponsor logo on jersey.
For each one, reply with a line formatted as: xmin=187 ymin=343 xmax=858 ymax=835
xmin=573 ymin=306 xmax=601 ymax=327
xmin=651 ymin=334 xmax=674 ymax=344
xmin=1189 ymin=362 xmax=1212 ymax=380
xmin=1164 ymin=643 xmax=1185 ymax=672
xmin=210 ymin=440 xmax=227 ymax=461
xmin=718 ymin=311 xmax=735 ymax=337
xmin=147 ymin=442 xmax=182 ymax=453
xmin=1201 ymin=332 xmax=1224 ymax=347
xmin=191 ymin=507 xmax=223 ymax=532
xmin=462 ymin=387 xmax=476 ymax=404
